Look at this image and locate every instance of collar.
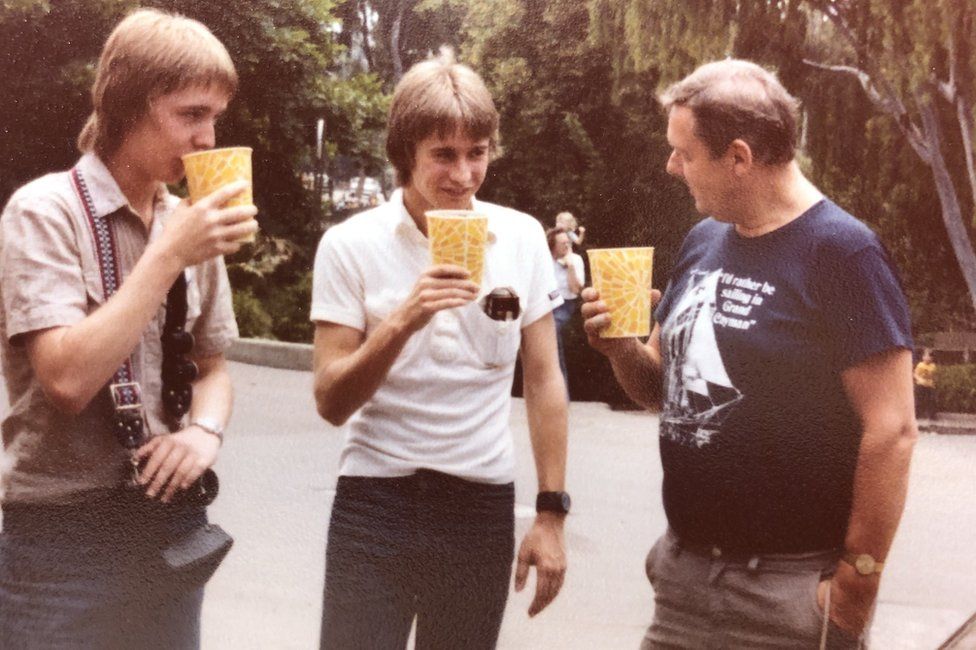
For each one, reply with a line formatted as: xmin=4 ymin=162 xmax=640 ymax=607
xmin=75 ymin=152 xmax=170 ymax=220
xmin=392 ymin=188 xmax=498 ymax=245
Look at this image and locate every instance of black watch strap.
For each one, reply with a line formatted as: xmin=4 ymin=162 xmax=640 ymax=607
xmin=536 ymin=491 xmax=571 ymax=515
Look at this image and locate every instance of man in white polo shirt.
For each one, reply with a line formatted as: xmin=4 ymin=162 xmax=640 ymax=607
xmin=311 ymin=51 xmax=569 ymax=649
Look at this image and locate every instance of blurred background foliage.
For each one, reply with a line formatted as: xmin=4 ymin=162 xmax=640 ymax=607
xmin=2 ymin=0 xmax=974 ymax=405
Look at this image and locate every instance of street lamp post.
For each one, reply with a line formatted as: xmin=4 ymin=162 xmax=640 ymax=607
xmin=314 ymin=117 xmax=326 ymax=218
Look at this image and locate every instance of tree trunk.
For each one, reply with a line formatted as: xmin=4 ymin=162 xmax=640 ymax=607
xmin=918 ymin=98 xmax=976 ymax=318
xmin=390 ymin=0 xmax=406 ymax=82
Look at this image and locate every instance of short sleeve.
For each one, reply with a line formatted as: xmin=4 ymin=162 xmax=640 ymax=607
xmin=1 ymin=192 xmax=88 ymax=343
xmin=819 ymin=244 xmax=913 ymax=368
xmin=190 ymin=255 xmax=239 ymax=357
xmin=521 ymin=219 xmax=563 ymax=326
xmin=572 ymin=254 xmax=586 ymax=286
xmin=310 ymin=228 xmax=366 ymax=331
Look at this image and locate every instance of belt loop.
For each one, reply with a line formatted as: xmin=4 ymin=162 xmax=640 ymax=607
xmin=747 ymin=555 xmax=761 ymax=572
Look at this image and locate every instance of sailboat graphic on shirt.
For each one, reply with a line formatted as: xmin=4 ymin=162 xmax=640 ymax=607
xmin=661 ymin=269 xmax=743 ymax=447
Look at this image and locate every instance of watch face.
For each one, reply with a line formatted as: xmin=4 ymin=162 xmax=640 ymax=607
xmin=560 ymin=492 xmax=572 ymax=511
xmin=855 ymin=554 xmax=875 ymax=575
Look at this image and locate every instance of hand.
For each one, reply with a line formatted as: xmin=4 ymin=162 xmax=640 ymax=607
xmin=580 ymin=287 xmax=661 ymax=356
xmin=393 ymin=264 xmax=480 ymax=333
xmin=514 ymin=514 xmax=567 ymax=617
xmin=158 ymin=180 xmax=259 ymax=268
xmin=134 ymin=425 xmax=221 ymax=503
xmin=816 ymin=570 xmax=878 ymax=638
xmin=577 ymin=226 xmax=585 ymax=236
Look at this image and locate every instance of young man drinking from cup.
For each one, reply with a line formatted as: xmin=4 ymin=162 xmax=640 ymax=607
xmin=0 ymin=9 xmax=256 ymax=648
xmin=312 ymin=50 xmax=569 ymax=649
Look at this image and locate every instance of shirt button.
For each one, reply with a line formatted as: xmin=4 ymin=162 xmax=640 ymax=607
xmin=711 ymin=546 xmax=722 ymax=559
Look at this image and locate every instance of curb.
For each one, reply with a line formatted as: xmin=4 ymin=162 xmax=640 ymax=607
xmin=226 ymin=338 xmax=313 ymax=371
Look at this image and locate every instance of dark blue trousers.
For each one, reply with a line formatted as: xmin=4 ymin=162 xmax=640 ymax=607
xmin=320 ymin=470 xmax=515 ymax=650
xmin=0 ymin=490 xmax=208 ymax=649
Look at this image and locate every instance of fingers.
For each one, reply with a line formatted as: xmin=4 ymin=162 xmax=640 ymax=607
xmin=426 ymin=264 xmax=471 ymax=280
xmin=528 ymin=563 xmax=565 ymax=617
xmin=650 ymin=288 xmax=662 ymax=308
xmin=160 ymin=453 xmax=198 ymax=503
xmin=514 ymin=553 xmax=530 ymax=592
xmin=142 ymin=440 xmax=188 ymax=499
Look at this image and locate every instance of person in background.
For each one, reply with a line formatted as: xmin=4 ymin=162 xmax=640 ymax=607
xmin=913 ymin=347 xmax=938 ymax=422
xmin=547 ymin=226 xmax=585 ymax=391
xmin=555 ymin=211 xmax=586 ymax=248
xmin=0 ymin=8 xmax=254 ymax=648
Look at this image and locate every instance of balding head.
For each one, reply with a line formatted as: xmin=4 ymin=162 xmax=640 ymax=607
xmin=659 ymin=59 xmax=800 ymax=166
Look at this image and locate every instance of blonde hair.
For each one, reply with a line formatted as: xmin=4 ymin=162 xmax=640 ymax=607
xmin=555 ymin=211 xmax=577 ymax=229
xmin=386 ymin=48 xmax=499 ymax=186
xmin=77 ymin=8 xmax=238 ymax=157
xmin=659 ymin=59 xmax=800 ymax=166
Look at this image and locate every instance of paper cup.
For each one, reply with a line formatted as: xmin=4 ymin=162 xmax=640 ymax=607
xmin=588 ymin=247 xmax=654 ymax=338
xmin=181 ymin=147 xmax=255 ymax=242
xmin=426 ymin=210 xmax=489 ymax=286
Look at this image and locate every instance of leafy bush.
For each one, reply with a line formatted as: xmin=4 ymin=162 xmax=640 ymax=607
xmin=233 ymin=287 xmax=274 ymax=339
xmin=936 ymin=364 xmax=976 ymax=414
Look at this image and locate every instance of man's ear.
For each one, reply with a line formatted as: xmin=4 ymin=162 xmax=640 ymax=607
xmin=727 ymin=139 xmax=753 ymax=176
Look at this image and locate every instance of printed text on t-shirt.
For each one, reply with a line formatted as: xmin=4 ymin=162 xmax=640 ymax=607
xmin=712 ymin=270 xmax=775 ymax=331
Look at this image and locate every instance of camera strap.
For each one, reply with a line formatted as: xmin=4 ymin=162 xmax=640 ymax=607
xmin=70 ymin=167 xmax=192 ymax=447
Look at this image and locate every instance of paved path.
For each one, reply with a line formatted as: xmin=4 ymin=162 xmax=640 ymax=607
xmin=3 ymin=362 xmax=976 ymax=648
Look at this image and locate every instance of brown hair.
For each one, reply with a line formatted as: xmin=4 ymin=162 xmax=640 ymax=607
xmin=659 ymin=59 xmax=800 ymax=165
xmin=546 ymin=227 xmax=568 ymax=253
xmin=77 ymin=8 xmax=238 ymax=157
xmin=386 ymin=49 xmax=499 ymax=186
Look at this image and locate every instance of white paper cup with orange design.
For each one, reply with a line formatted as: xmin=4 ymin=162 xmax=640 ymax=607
xmin=587 ymin=247 xmax=655 ymax=338
xmin=181 ymin=147 xmax=255 ymax=242
xmin=426 ymin=210 xmax=489 ymax=286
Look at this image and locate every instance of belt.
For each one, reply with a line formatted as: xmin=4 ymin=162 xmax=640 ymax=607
xmin=667 ymin=528 xmax=840 ymax=571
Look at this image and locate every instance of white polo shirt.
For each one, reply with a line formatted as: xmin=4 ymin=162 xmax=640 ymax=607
xmin=554 ymin=252 xmax=585 ymax=300
xmin=311 ymin=189 xmax=562 ymax=484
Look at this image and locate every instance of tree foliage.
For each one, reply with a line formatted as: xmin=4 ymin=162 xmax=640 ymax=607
xmin=0 ymin=0 xmax=390 ymax=343
xmin=585 ymin=0 xmax=976 ymax=333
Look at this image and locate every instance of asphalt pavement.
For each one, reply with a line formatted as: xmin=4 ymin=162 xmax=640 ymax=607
xmin=2 ymin=362 xmax=976 ymax=649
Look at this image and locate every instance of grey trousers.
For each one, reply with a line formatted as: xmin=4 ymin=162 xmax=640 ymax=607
xmin=641 ymin=529 xmax=866 ymax=649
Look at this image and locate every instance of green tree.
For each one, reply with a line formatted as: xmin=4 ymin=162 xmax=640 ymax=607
xmin=585 ymin=0 xmax=975 ymax=332
xmin=0 ymin=0 xmax=390 ymax=342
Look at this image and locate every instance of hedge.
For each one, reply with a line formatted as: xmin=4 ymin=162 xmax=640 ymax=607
xmin=936 ymin=364 xmax=976 ymax=414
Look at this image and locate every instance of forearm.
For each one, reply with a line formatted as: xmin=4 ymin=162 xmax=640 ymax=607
xmin=842 ymin=418 xmax=917 ymax=574
xmin=31 ymin=243 xmax=184 ymax=413
xmin=314 ymin=314 xmax=414 ymax=426
xmin=524 ymin=363 xmax=568 ymax=492
xmin=188 ymin=356 xmax=234 ymax=428
xmin=566 ymin=267 xmax=582 ymax=295
xmin=606 ymin=339 xmax=663 ymax=409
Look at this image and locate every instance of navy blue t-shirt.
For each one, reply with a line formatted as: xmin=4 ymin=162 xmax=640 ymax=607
xmin=654 ymin=199 xmax=913 ymax=553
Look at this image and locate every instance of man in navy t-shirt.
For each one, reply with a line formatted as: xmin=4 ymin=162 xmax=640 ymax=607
xmin=582 ymin=60 xmax=916 ymax=648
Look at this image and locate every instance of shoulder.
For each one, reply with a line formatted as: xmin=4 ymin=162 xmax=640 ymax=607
xmin=805 ymin=200 xmax=881 ymax=257
xmin=321 ymin=202 xmax=396 ymax=249
xmin=2 ymin=171 xmax=76 ymax=222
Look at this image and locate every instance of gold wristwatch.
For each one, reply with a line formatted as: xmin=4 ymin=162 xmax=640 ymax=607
xmin=842 ymin=552 xmax=884 ymax=576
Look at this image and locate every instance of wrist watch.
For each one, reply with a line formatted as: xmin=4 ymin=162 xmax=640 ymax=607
xmin=842 ymin=552 xmax=884 ymax=576
xmin=190 ymin=417 xmax=225 ymax=445
xmin=536 ymin=491 xmax=571 ymax=515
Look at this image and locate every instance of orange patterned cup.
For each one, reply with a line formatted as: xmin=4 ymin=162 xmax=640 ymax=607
xmin=426 ymin=210 xmax=489 ymax=286
xmin=181 ymin=147 xmax=255 ymax=242
xmin=588 ymin=247 xmax=654 ymax=338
